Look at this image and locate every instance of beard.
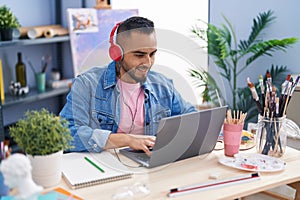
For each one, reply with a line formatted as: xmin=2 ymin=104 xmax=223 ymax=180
xmin=127 ymin=66 xmax=148 ymax=83
xmin=120 ymin=63 xmax=149 ymax=83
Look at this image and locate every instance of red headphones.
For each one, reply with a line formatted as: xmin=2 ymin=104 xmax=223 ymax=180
xmin=109 ymin=22 xmax=123 ymax=62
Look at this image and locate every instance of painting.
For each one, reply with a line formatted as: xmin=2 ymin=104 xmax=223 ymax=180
xmin=67 ymin=8 xmax=98 ymax=34
xmin=67 ymin=8 xmax=138 ymax=76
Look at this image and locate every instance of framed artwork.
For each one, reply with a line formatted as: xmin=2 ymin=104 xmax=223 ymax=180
xmin=67 ymin=8 xmax=138 ymax=76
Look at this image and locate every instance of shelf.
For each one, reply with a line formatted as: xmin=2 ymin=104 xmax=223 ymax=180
xmin=0 ymin=1 xmax=71 ymax=141
xmin=2 ymin=87 xmax=70 ymax=108
xmin=0 ymin=35 xmax=70 ymax=47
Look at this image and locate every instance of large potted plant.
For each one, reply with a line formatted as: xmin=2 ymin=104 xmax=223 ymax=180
xmin=190 ymin=10 xmax=298 ymax=123
xmin=0 ymin=5 xmax=20 ymax=41
xmin=9 ymin=108 xmax=73 ymax=188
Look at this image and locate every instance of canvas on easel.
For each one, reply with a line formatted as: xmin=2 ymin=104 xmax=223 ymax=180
xmin=67 ymin=8 xmax=138 ymax=76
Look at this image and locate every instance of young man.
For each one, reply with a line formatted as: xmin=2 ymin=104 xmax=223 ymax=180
xmin=60 ymin=16 xmax=197 ymax=156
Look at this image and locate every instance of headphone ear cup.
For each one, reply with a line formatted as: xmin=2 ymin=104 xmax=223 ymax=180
xmin=109 ymin=43 xmax=123 ymax=62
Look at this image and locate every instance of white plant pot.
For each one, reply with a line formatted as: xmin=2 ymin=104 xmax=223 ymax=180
xmin=27 ymin=150 xmax=63 ymax=188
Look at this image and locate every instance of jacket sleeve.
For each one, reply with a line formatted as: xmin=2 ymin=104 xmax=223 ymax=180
xmin=59 ymin=76 xmax=110 ymax=152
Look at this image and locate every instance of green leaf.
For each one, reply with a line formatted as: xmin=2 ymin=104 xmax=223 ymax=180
xmin=0 ymin=5 xmax=21 ymax=29
xmin=246 ymin=38 xmax=298 ymax=66
xmin=239 ymin=10 xmax=276 ymax=51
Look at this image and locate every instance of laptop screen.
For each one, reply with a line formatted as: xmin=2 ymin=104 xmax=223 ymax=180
xmin=120 ymin=106 xmax=228 ymax=168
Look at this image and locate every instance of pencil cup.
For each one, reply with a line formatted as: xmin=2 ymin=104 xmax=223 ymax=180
xmin=223 ymin=123 xmax=243 ymax=157
xmin=0 ymin=172 xmax=10 ymax=197
xmin=256 ymin=116 xmax=300 ymax=157
xmin=35 ymin=72 xmax=46 ymax=92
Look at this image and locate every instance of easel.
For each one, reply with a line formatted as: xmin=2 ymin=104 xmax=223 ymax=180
xmin=94 ymin=0 xmax=111 ymax=9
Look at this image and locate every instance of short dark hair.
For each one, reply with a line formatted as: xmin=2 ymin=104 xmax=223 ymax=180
xmin=117 ymin=16 xmax=154 ymax=34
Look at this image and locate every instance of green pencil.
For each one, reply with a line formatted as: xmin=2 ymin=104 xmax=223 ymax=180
xmin=84 ymin=156 xmax=105 ymax=173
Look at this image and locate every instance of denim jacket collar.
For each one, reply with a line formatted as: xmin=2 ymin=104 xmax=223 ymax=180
xmin=142 ymin=79 xmax=159 ymax=103
xmin=103 ymin=61 xmax=118 ymax=89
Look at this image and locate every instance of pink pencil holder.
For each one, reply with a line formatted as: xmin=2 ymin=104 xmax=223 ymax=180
xmin=223 ymin=123 xmax=243 ymax=157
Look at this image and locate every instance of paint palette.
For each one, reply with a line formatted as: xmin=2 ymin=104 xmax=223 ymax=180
xmin=215 ymin=130 xmax=255 ymax=150
xmin=219 ymin=153 xmax=286 ymax=172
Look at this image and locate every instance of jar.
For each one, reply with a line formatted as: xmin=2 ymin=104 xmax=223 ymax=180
xmin=256 ymin=116 xmax=300 ymax=157
xmin=51 ymin=68 xmax=60 ymax=81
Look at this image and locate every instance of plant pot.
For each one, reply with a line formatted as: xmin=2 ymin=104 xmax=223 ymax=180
xmin=27 ymin=150 xmax=63 ymax=188
xmin=0 ymin=29 xmax=13 ymax=41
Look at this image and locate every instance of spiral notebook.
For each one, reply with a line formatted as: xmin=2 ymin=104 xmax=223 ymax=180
xmin=62 ymin=151 xmax=132 ymax=189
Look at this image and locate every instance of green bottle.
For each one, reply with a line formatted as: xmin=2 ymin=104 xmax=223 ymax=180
xmin=15 ymin=52 xmax=27 ymax=87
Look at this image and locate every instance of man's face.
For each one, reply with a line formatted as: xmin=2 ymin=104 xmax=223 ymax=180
xmin=118 ymin=30 xmax=157 ymax=83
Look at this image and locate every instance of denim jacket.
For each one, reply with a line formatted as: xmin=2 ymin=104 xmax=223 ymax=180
xmin=60 ymin=61 xmax=197 ymax=152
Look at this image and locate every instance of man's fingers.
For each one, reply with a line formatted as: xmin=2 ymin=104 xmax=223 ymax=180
xmin=149 ymin=136 xmax=156 ymax=142
xmin=143 ymin=146 xmax=151 ymax=157
xmin=147 ymin=141 xmax=155 ymax=147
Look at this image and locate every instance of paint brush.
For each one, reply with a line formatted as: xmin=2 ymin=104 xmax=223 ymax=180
xmin=247 ymin=77 xmax=263 ymax=115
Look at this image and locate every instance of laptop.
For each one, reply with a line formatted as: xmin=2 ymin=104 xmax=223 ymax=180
xmin=119 ymin=105 xmax=228 ymax=168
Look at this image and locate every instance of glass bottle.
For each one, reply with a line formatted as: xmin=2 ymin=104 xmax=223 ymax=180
xmin=15 ymin=52 xmax=27 ymax=87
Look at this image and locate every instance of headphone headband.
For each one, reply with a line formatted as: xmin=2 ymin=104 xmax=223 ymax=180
xmin=109 ymin=22 xmax=123 ymax=61
xmin=109 ymin=22 xmax=121 ymax=44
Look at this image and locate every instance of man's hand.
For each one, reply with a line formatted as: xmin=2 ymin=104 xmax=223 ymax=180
xmin=105 ymin=134 xmax=156 ymax=156
xmin=128 ymin=135 xmax=156 ymax=156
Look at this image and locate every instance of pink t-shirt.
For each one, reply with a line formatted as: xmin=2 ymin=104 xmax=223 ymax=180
xmin=117 ymin=79 xmax=145 ymax=135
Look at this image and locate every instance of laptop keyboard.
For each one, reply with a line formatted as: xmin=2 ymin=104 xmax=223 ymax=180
xmin=135 ymin=154 xmax=149 ymax=163
xmin=120 ymin=147 xmax=152 ymax=166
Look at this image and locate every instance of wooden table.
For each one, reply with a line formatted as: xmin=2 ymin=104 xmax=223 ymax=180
xmin=54 ymin=147 xmax=300 ymax=200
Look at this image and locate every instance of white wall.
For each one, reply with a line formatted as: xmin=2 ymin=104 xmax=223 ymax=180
xmin=111 ymin=0 xmax=208 ymax=36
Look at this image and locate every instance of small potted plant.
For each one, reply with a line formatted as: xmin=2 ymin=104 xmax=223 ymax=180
xmin=9 ymin=108 xmax=73 ymax=188
xmin=0 ymin=5 xmax=21 ymax=41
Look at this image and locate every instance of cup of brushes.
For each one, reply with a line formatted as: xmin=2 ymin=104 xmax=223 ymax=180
xmin=247 ymin=72 xmax=300 ymax=157
xmin=29 ymin=55 xmax=49 ymax=93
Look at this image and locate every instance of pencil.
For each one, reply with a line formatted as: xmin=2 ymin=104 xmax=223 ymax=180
xmin=84 ymin=156 xmax=105 ymax=173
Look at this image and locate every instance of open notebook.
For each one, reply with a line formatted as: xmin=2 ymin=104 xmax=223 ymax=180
xmin=62 ymin=151 xmax=132 ymax=189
